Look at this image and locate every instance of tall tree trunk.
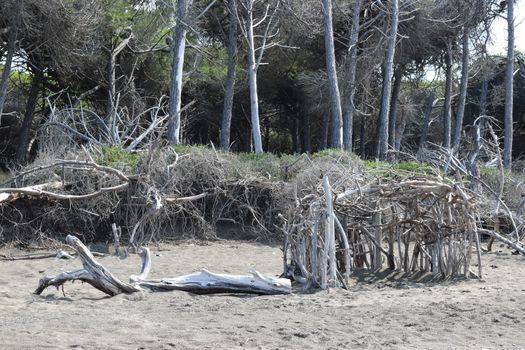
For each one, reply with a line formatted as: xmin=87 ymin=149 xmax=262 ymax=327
xmin=245 ymin=0 xmax=263 ymax=153
xmin=303 ymin=113 xmax=311 ymax=153
xmin=442 ymin=42 xmax=453 ymax=149
xmin=105 ymin=32 xmax=132 ymax=144
xmin=388 ymin=65 xmax=403 ymax=150
xmin=418 ymin=91 xmax=436 ymax=151
xmin=376 ymin=0 xmax=399 ymax=160
xmin=452 ymin=27 xmax=470 ymax=151
xmin=290 ymin=113 xmax=298 ymax=153
xmin=0 ymin=0 xmax=21 ymax=121
xmin=220 ymin=0 xmax=238 ymax=150
xmin=394 ymin=108 xmax=406 ymax=152
xmin=322 ymin=0 xmax=343 ymax=149
xmin=360 ymin=113 xmax=366 ymax=158
xmin=503 ymin=0 xmax=514 ymax=168
xmin=320 ymin=112 xmax=329 ymax=150
xmin=168 ymin=0 xmax=191 ymax=145
xmin=342 ymin=0 xmax=362 ymax=152
xmin=15 ymin=69 xmax=44 ymax=165
xmin=479 ymin=78 xmax=488 ymax=130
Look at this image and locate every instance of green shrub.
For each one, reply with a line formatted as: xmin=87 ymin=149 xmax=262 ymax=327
xmin=312 ymin=148 xmax=358 ymax=161
xmin=237 ymin=152 xmax=282 ymax=179
xmin=364 ymin=160 xmax=441 ymax=176
xmin=98 ymin=145 xmax=140 ymax=169
xmin=174 ymin=143 xmax=208 ymax=154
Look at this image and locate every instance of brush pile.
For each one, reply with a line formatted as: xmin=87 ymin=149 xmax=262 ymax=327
xmin=282 ymin=168 xmax=482 ymax=290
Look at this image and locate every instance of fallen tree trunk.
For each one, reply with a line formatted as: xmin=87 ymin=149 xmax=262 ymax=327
xmin=35 ymin=235 xmax=291 ymax=296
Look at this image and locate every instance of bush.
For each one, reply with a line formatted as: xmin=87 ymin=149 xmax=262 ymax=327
xmin=98 ymin=145 xmax=140 ymax=169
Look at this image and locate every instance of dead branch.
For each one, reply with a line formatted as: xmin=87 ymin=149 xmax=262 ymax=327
xmin=478 ymin=228 xmax=525 ymax=255
xmin=35 ymin=235 xmax=291 ymax=296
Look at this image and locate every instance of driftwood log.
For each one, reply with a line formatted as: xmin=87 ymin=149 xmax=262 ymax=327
xmin=35 ymin=235 xmax=291 ymax=296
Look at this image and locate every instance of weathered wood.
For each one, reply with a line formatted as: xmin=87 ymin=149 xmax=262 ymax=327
xmin=479 ymin=229 xmax=525 ymax=256
xmin=35 ymin=235 xmax=139 ymax=296
xmin=0 ymin=181 xmax=62 ymax=203
xmin=35 ymin=235 xmax=291 ymax=296
xmin=137 ymin=269 xmax=291 ymax=295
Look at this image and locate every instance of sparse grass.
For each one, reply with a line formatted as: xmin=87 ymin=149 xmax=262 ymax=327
xmin=312 ymin=148 xmax=359 ymax=161
xmin=237 ymin=152 xmax=284 ymax=180
xmin=97 ymin=145 xmax=140 ymax=169
xmin=364 ymin=160 xmax=441 ymax=176
xmin=174 ymin=143 xmax=208 ymax=154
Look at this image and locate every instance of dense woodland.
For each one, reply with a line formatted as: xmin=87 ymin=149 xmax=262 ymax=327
xmin=0 ymin=0 xmax=522 ymax=165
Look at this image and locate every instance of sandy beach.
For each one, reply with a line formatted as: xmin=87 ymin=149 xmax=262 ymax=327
xmin=1 ymin=240 xmax=524 ymax=349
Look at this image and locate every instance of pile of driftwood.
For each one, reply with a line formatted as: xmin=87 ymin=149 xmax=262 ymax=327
xmin=35 ymin=235 xmax=291 ymax=296
xmin=282 ymin=174 xmax=483 ymax=290
xmin=0 ymin=147 xmax=284 ymax=245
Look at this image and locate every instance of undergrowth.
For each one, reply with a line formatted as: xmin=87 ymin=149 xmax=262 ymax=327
xmin=98 ymin=145 xmax=140 ymax=169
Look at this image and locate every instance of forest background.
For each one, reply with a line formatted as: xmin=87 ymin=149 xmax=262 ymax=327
xmin=0 ymin=0 xmax=523 ymax=168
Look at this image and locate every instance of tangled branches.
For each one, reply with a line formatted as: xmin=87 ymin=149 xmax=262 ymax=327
xmin=283 ymin=170 xmax=482 ymax=290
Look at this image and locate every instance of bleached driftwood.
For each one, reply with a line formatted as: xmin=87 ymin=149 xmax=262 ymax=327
xmin=0 ymin=181 xmax=63 ymax=203
xmin=479 ymin=228 xmax=525 ymax=255
xmin=35 ymin=235 xmax=291 ymax=296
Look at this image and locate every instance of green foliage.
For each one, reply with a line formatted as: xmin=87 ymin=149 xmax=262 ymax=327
xmin=98 ymin=145 xmax=140 ymax=169
xmin=364 ymin=160 xmax=441 ymax=176
xmin=312 ymin=149 xmax=359 ymax=161
xmin=237 ymin=152 xmax=283 ymax=179
xmin=174 ymin=144 xmax=208 ymax=154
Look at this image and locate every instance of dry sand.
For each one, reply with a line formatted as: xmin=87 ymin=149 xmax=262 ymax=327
xmin=1 ymin=240 xmax=525 ymax=349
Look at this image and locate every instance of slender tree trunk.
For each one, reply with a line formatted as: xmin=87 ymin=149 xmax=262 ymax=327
xmin=503 ymin=0 xmax=514 ymax=168
xmin=360 ymin=113 xmax=366 ymax=158
xmin=15 ymin=69 xmax=44 ymax=165
xmin=303 ymin=113 xmax=311 ymax=153
xmin=342 ymin=0 xmax=362 ymax=152
xmin=0 ymin=0 xmax=21 ymax=120
xmin=418 ymin=91 xmax=436 ymax=151
xmin=394 ymin=108 xmax=406 ymax=152
xmin=320 ymin=112 xmax=329 ymax=150
xmin=479 ymin=78 xmax=488 ymax=130
xmin=106 ymin=51 xmax=117 ymax=142
xmin=376 ymin=0 xmax=399 ymax=160
xmin=290 ymin=114 xmax=298 ymax=153
xmin=322 ymin=0 xmax=343 ymax=149
xmin=245 ymin=0 xmax=263 ymax=153
xmin=220 ymin=0 xmax=238 ymax=150
xmin=452 ymin=27 xmax=470 ymax=151
xmin=168 ymin=0 xmax=191 ymax=145
xmin=442 ymin=42 xmax=453 ymax=149
xmin=388 ymin=65 xmax=403 ymax=150
xmin=106 ymin=32 xmax=133 ymax=143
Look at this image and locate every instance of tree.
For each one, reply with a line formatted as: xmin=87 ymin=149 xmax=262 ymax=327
xmin=0 ymin=0 xmax=22 ymax=121
xmin=220 ymin=0 xmax=238 ymax=150
xmin=322 ymin=0 xmax=342 ymax=149
xmin=168 ymin=0 xmax=192 ymax=145
xmin=441 ymin=42 xmax=453 ymax=149
xmin=238 ymin=0 xmax=280 ymax=153
xmin=503 ymin=0 xmax=514 ymax=168
xmin=3 ymin=0 xmax=100 ymax=164
xmin=376 ymin=0 xmax=399 ymax=160
xmin=452 ymin=26 xmax=470 ymax=151
xmin=14 ymin=67 xmax=43 ymax=165
xmin=341 ymin=0 xmax=362 ymax=151
xmin=387 ymin=65 xmax=404 ymax=152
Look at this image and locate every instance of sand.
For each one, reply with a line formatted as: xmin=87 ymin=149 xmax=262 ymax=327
xmin=1 ymin=240 xmax=525 ymax=350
